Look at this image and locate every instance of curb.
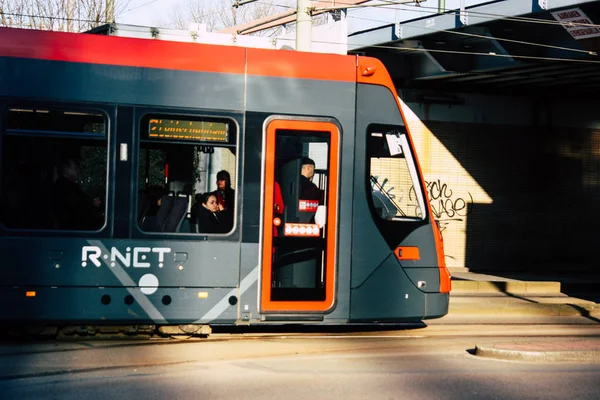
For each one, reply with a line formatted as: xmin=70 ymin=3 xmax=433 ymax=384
xmin=448 ymin=295 xmax=600 ymax=317
xmin=448 ymin=303 xmax=600 ymax=317
xmin=474 ymin=340 xmax=600 ymax=362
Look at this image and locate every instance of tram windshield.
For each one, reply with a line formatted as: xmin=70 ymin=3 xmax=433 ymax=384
xmin=368 ymin=126 xmax=426 ymax=221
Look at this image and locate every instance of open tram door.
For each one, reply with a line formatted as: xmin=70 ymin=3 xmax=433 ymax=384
xmin=261 ymin=119 xmax=339 ymax=312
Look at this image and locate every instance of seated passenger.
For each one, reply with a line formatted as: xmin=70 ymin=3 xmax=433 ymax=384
xmin=196 ymin=192 xmax=227 ymax=234
xmin=145 ymin=185 xmax=166 ymax=217
xmin=52 ymin=158 xmax=103 ymax=230
xmin=2 ymin=161 xmax=38 ymax=228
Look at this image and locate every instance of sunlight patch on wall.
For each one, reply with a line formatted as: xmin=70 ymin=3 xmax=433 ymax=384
xmin=400 ymin=99 xmax=492 ymax=268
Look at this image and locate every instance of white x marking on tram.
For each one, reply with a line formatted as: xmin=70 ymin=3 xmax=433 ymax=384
xmin=88 ymin=240 xmax=167 ymax=323
xmin=194 ymin=265 xmax=259 ymax=323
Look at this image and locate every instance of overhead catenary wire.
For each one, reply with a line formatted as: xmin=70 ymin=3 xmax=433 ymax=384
xmin=237 ymin=0 xmax=600 ymax=40
xmin=268 ymin=0 xmax=600 ymax=60
xmin=311 ymin=0 xmax=425 ymax=12
xmin=321 ymin=0 xmax=600 ymax=29
xmin=0 ymin=12 xmax=109 ymax=25
xmin=1 ymin=1 xmax=598 ymax=64
xmin=5 ymin=0 xmax=599 ymax=31
xmin=0 ymin=2 xmax=293 ymax=33
xmin=267 ymin=23 xmax=600 ymax=65
xmin=340 ymin=39 xmax=600 ymax=64
xmin=121 ymin=0 xmax=162 ymax=15
xmin=393 ymin=43 xmax=599 ymax=64
xmin=256 ymin=1 xmax=600 ymax=60
xmin=309 ymin=14 xmax=600 ymax=64
xmin=234 ymin=0 xmax=421 ymax=34
xmin=5 ymin=0 xmax=598 ymax=31
xmin=348 ymin=14 xmax=599 ymax=56
xmin=254 ymin=1 xmax=296 ymax=10
xmin=1 ymin=18 xmax=597 ymax=65
xmin=402 ymin=1 xmax=600 ymax=29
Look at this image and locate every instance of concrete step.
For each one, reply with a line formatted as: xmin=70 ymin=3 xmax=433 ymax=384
xmin=446 ymin=270 xmax=600 ymax=317
xmin=449 ymin=271 xmax=600 ymax=297
xmin=450 ymin=271 xmax=562 ymax=294
xmin=452 ymin=280 xmax=561 ymax=294
xmin=448 ymin=294 xmax=600 ymax=317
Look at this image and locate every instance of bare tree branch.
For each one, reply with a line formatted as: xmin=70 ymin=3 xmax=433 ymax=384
xmin=163 ymin=0 xmax=294 ymax=35
xmin=0 ymin=0 xmax=131 ymax=31
xmin=166 ymin=0 xmax=219 ymax=32
xmin=0 ymin=0 xmax=296 ymax=35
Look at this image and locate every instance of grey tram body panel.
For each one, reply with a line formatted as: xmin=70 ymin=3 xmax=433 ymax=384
xmin=0 ymin=31 xmax=448 ymax=326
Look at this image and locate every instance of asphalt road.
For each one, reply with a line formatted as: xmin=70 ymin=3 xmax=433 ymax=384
xmin=0 ymin=319 xmax=598 ymax=400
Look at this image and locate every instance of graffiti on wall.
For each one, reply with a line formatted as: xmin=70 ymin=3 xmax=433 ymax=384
xmin=370 ymin=175 xmax=474 ymax=232
xmin=410 ymin=179 xmax=474 ymax=232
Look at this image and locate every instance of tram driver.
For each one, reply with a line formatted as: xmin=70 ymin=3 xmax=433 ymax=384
xmin=299 ymin=157 xmax=326 ymax=228
xmin=299 ymin=157 xmax=323 ymax=203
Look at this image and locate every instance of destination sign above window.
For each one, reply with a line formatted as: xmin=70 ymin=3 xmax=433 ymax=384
xmin=149 ymin=119 xmax=228 ymax=142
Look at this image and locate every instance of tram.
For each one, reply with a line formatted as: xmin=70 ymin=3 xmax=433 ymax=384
xmin=0 ymin=27 xmax=450 ymax=334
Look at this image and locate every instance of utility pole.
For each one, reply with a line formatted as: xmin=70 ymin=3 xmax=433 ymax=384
xmin=296 ymin=0 xmax=312 ymax=52
xmin=233 ymin=0 xmax=312 ymax=50
xmin=438 ymin=0 xmax=445 ymax=13
xmin=106 ymin=0 xmax=115 ymax=23
xmin=66 ymin=0 xmax=75 ymax=31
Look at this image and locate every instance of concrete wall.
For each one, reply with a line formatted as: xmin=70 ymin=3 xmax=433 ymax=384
xmin=405 ymin=93 xmax=600 ymax=128
xmin=402 ymin=93 xmax=600 ymax=274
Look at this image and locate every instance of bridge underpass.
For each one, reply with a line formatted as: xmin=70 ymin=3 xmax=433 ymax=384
xmin=348 ymin=1 xmax=600 ymax=278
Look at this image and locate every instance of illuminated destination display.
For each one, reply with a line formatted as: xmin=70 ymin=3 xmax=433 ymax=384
xmin=149 ymin=119 xmax=228 ymax=142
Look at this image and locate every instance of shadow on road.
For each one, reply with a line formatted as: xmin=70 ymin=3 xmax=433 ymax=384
xmin=211 ymin=322 xmax=428 ymax=335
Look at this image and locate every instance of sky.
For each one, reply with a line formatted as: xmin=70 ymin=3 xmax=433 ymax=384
xmin=115 ymin=0 xmax=494 ymax=26
xmin=113 ymin=0 xmax=497 ymax=32
xmin=115 ymin=0 xmax=296 ymax=29
xmin=116 ymin=0 xmax=190 ymax=27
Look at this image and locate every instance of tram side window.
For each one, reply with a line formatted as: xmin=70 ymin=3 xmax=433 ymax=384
xmin=0 ymin=107 xmax=108 ymax=230
xmin=368 ymin=126 xmax=426 ymax=221
xmin=137 ymin=115 xmax=237 ymax=234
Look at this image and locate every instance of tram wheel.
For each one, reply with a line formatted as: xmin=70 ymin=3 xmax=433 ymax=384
xmin=157 ymin=324 xmax=211 ymax=339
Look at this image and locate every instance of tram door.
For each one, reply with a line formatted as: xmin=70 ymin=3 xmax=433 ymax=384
xmin=261 ymin=120 xmax=339 ymax=312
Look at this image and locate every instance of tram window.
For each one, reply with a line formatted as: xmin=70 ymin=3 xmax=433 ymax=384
xmin=0 ymin=107 xmax=108 ymax=230
xmin=137 ymin=114 xmax=237 ymax=234
xmin=368 ymin=127 xmax=426 ymax=221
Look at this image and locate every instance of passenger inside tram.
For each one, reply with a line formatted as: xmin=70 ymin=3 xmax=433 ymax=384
xmin=196 ymin=192 xmax=226 ymax=234
xmin=212 ymin=170 xmax=234 ymax=232
xmin=52 ymin=157 xmax=103 ymax=230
